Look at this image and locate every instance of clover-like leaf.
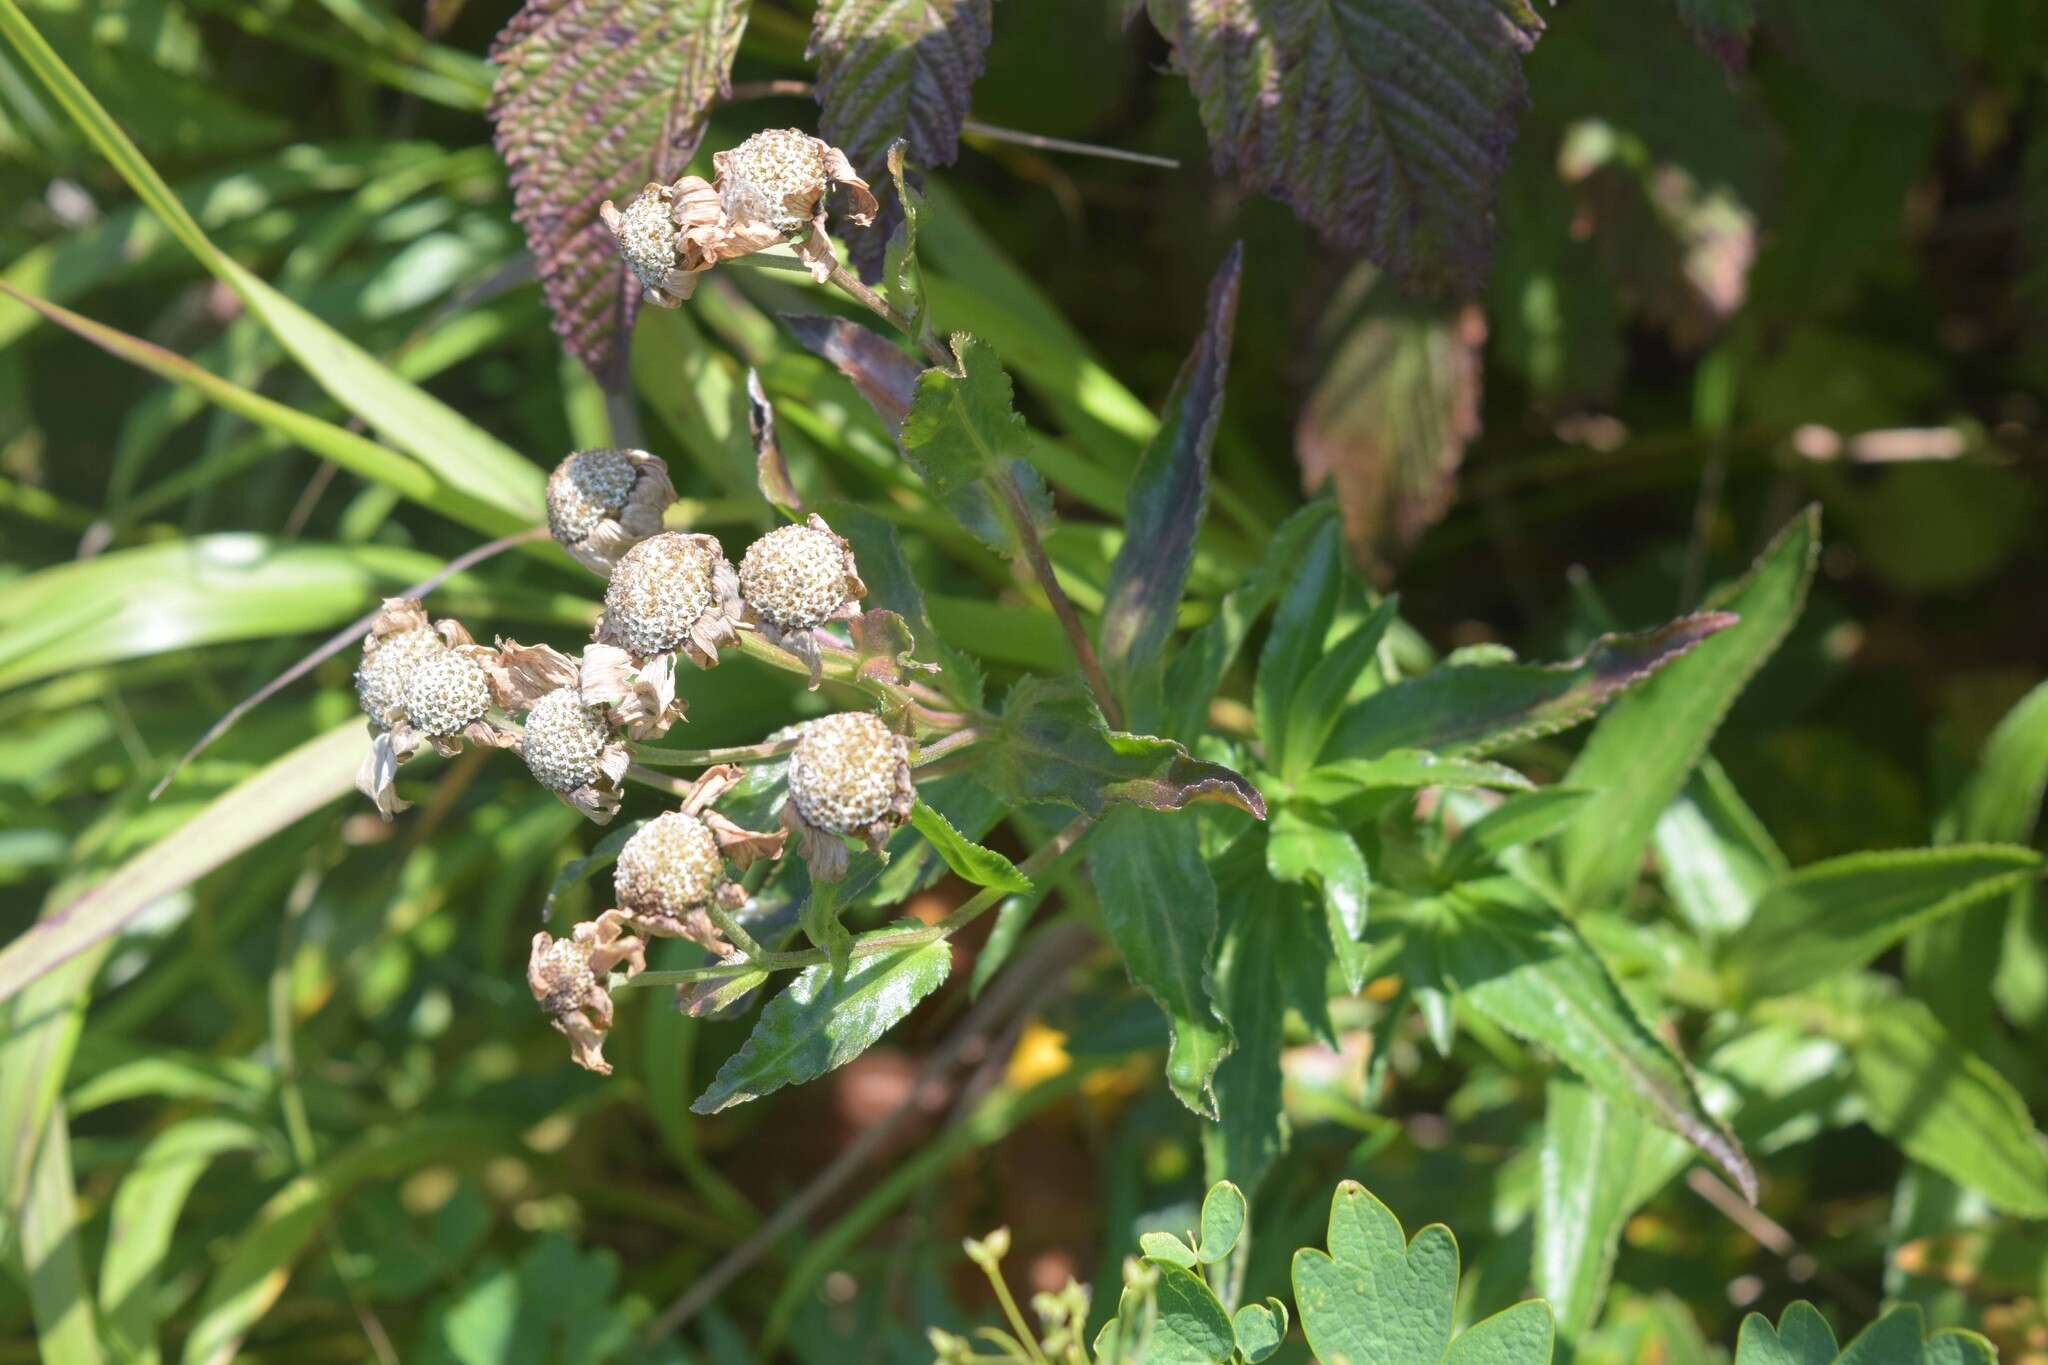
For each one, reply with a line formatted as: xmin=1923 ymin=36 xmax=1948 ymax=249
xmin=1140 ymin=1230 xmax=1200 ymax=1269
xmin=1734 ymin=1302 xmax=1997 ymax=1365
xmin=1144 ymin=0 xmax=1544 ymax=293
xmin=488 ymin=0 xmax=749 ymax=379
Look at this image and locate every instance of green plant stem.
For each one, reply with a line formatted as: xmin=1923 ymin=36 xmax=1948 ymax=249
xmin=820 ymin=265 xmax=1124 ymax=728
xmin=628 ymin=736 xmax=800 ymax=768
xmin=702 ymin=901 xmax=765 ymax=959
xmin=617 ymin=812 xmax=1094 ymax=989
xmin=732 ymin=625 xmax=971 ymax=728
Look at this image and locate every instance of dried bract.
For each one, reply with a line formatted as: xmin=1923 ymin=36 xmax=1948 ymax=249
xmin=599 ymin=129 xmax=877 ymax=307
xmin=546 ymin=447 xmax=676 ymax=575
xmin=528 ymin=910 xmax=645 ymax=1075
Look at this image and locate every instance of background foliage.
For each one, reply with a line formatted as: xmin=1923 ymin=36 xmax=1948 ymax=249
xmin=1 ymin=0 xmax=2045 ymax=1362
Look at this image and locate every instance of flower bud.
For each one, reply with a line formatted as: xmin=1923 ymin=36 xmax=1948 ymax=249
xmin=597 ymin=531 xmax=739 ymax=665
xmin=354 ymin=623 xmax=445 ymax=729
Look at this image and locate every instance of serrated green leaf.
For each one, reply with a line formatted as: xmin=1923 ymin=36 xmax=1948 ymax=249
xmin=692 ymin=940 xmax=951 ymax=1113
xmin=1280 ymin=595 xmax=1399 ymax=781
xmin=1324 ymin=611 xmax=1738 ymax=763
xmin=1267 ymin=808 xmax=1370 ymax=940
xmin=1295 ymin=751 xmax=1534 ymax=805
xmin=1143 ymin=0 xmax=1542 ymax=292
xmin=1254 ymin=518 xmax=1344 ymax=777
xmin=1535 ymin=1080 xmax=1689 ymax=1348
xmin=986 ymin=676 xmax=1266 ymax=818
xmin=1558 ymin=508 xmax=1819 ymax=909
xmin=1141 ymin=1231 xmax=1200 ymax=1269
xmin=900 ymin=334 xmax=1030 ymax=498
xmin=1443 ymin=788 xmax=1593 ymax=882
xmin=1103 ymin=245 xmax=1241 ymax=728
xmin=1091 ymin=809 xmax=1230 ymax=1118
xmin=1837 ymin=994 xmax=2048 ymax=1218
xmin=1429 ymin=884 xmax=1756 ymax=1201
xmin=488 ymin=0 xmax=749 ymax=377
xmin=1198 ymin=1181 xmax=1247 ymax=1265
xmin=908 ymin=800 xmax=1029 ymax=893
xmin=1725 ymin=845 xmax=2042 ymax=1002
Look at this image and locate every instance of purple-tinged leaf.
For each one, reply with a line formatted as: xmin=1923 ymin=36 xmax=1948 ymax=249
xmin=1145 ymin=0 xmax=1543 ymax=294
xmin=488 ymin=0 xmax=750 ymax=381
xmin=1101 ymin=244 xmax=1241 ymax=725
xmin=987 ymin=676 xmax=1266 ymax=819
xmin=781 ymin=313 xmax=920 ymax=434
xmin=807 ymin=0 xmax=992 ymax=275
xmin=1323 ymin=611 xmax=1740 ymax=763
xmin=746 ymin=367 xmax=801 ymax=515
xmin=1297 ymin=280 xmax=1483 ymax=568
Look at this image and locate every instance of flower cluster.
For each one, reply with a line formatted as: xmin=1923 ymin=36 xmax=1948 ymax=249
xmin=351 ymin=429 xmax=932 ymax=1068
xmin=598 ymin=128 xmax=877 ymax=306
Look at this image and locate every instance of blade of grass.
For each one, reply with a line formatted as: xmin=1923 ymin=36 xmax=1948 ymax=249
xmin=18 ymin=1104 xmax=104 ymax=1365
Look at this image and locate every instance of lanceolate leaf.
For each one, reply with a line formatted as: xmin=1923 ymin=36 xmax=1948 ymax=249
xmin=1558 ymin=507 xmax=1820 ymax=910
xmin=1145 ymin=0 xmax=1544 ymax=293
xmin=1297 ymin=287 xmax=1484 ymax=568
xmin=986 ymin=676 xmax=1266 ymax=818
xmin=1724 ymin=845 xmax=2042 ymax=1002
xmin=908 ymin=800 xmax=1030 ymax=893
xmin=1091 ymin=809 xmax=1232 ymax=1118
xmin=693 ymin=940 xmax=952 ymax=1113
xmin=1429 ymin=884 xmax=1756 ymax=1201
xmin=1323 ymin=611 xmax=1737 ymax=762
xmin=1832 ymin=994 xmax=2048 ymax=1219
xmin=488 ymin=0 xmax=750 ymax=379
xmin=783 ymin=314 xmax=922 ymax=434
xmin=1102 ymin=245 xmax=1243 ymax=726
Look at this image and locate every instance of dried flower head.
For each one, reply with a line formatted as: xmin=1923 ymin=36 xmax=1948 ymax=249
xmin=582 ymin=532 xmax=740 ymax=738
xmin=738 ymin=514 xmax=867 ymax=687
xmin=598 ymin=129 xmax=877 ymax=307
xmin=528 ymin=910 xmax=645 ymax=1074
xmin=354 ymin=601 xmax=445 ymax=729
xmin=545 ymin=447 xmax=676 ymax=575
xmin=353 ymin=618 xmax=570 ymax=822
xmin=782 ymin=711 xmax=915 ymax=881
xmin=603 ymin=766 xmax=787 ymax=957
xmin=518 ymin=683 xmax=633 ymax=823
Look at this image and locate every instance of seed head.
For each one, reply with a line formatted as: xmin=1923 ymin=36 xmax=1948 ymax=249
xmin=355 ymin=625 xmax=444 ymax=726
xmin=531 ymin=936 xmax=597 ymax=1016
xmin=741 ymin=522 xmax=852 ymax=630
xmin=612 ymin=187 xmax=679 ymax=299
xmin=615 ymin=811 xmax=725 ymax=916
xmin=401 ymin=648 xmax=491 ymax=737
xmin=521 ymin=688 xmax=610 ymax=792
xmin=720 ymin=128 xmax=828 ymax=232
xmin=789 ymin=712 xmax=907 ymax=836
xmin=547 ymin=448 xmax=639 ymax=544
xmin=602 ymin=532 xmax=722 ymax=657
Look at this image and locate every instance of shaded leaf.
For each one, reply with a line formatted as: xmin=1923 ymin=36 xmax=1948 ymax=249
xmin=18 ymin=1105 xmax=102 ymax=1364
xmin=1233 ymin=1301 xmax=1288 ymax=1362
xmin=1557 ymin=508 xmax=1818 ymax=909
xmin=1298 ymin=284 xmax=1483 ymax=567
xmin=1253 ymin=518 xmax=1345 ymax=779
xmin=1144 ymin=0 xmax=1543 ymax=293
xmin=692 ymin=939 xmax=951 ymax=1112
xmin=1324 ymin=612 xmax=1737 ymax=762
xmin=1652 ymin=760 xmax=1786 ymax=937
xmin=1267 ymin=809 xmax=1370 ymax=941
xmin=782 ymin=313 xmax=922 ymax=434
xmin=908 ymin=800 xmax=1030 ymax=893
xmin=1835 ymin=993 xmax=2048 ymax=1219
xmin=1090 ymin=809 xmax=1231 ymax=1117
xmin=1279 ymin=595 xmax=1400 ymax=781
xmin=1724 ymin=845 xmax=2041 ymax=1002
xmin=1429 ymin=884 xmax=1756 ymax=1201
xmin=1145 ymin=1262 xmax=1239 ymax=1362
xmin=826 ymin=504 xmax=984 ymax=706
xmin=1443 ymin=788 xmax=1593 ymax=882
xmin=1735 ymin=1302 xmax=1838 ymax=1365
xmin=986 ymin=676 xmax=1265 ymax=818
xmin=1673 ymin=0 xmax=1754 ymax=72
xmin=1294 ymin=750 xmax=1533 ymax=805
xmin=897 ymin=333 xmax=1054 ymax=556
xmin=1102 ymin=245 xmax=1242 ymax=725
xmin=488 ymin=0 xmax=750 ymax=379
xmin=747 ymin=367 xmax=801 ymax=515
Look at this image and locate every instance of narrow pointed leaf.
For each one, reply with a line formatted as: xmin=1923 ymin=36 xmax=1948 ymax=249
xmin=1102 ymin=245 xmax=1242 ymax=723
xmin=692 ymin=940 xmax=952 ymax=1112
xmin=1559 ymin=508 xmax=1819 ymax=909
xmin=908 ymin=800 xmax=1029 ymax=893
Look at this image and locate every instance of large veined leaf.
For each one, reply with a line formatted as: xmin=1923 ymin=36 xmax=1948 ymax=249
xmin=1144 ymin=0 xmax=1544 ymax=293
xmin=809 ymin=0 xmax=991 ymax=170
xmin=488 ymin=0 xmax=750 ymax=379
xmin=1291 ymin=1180 xmax=1555 ymax=1365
